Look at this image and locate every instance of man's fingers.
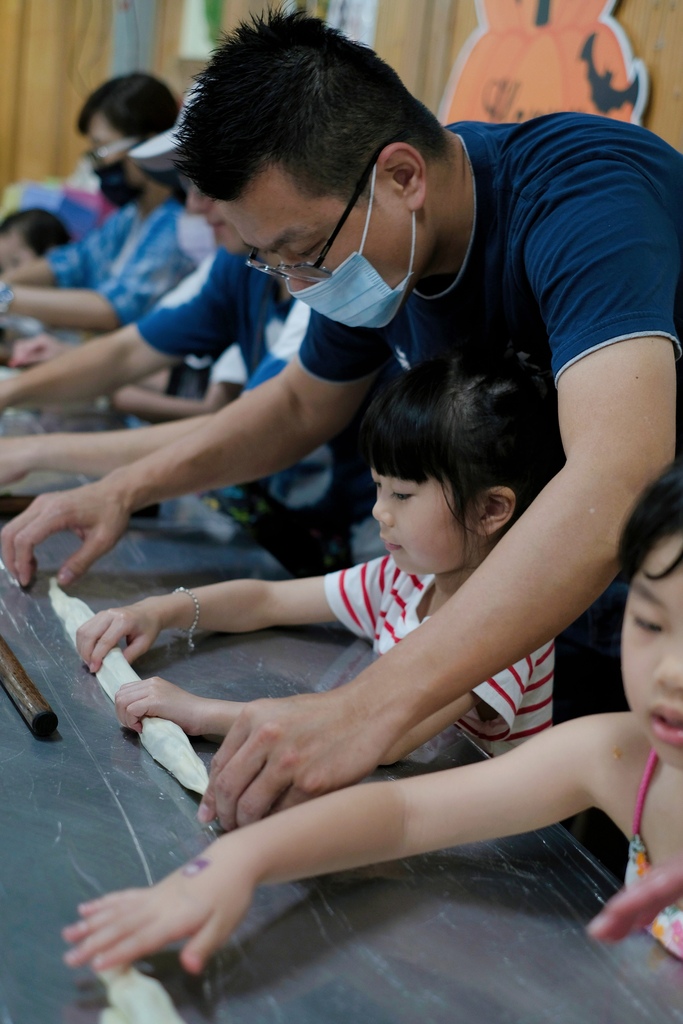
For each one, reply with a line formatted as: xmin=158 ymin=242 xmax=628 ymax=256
xmin=57 ymin=527 xmax=117 ymax=586
xmin=1 ymin=505 xmax=44 ymax=583
xmin=207 ymin=716 xmax=288 ymax=830
xmin=197 ymin=706 xmax=265 ymax=825
xmin=269 ymin=784 xmax=309 ymax=815
xmin=1 ymin=493 xmax=74 ymax=584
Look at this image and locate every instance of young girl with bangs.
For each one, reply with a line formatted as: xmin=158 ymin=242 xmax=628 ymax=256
xmin=73 ymin=354 xmax=556 ymax=762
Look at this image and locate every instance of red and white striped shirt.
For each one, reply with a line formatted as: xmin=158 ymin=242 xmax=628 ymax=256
xmin=324 ymin=555 xmax=553 ymax=757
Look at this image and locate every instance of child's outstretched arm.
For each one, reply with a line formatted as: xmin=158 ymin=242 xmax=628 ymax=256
xmin=380 ymin=692 xmax=477 ymax=763
xmin=76 ymin=577 xmax=333 ymax=672
xmin=63 ymin=715 xmax=608 ymax=975
xmin=114 ymin=676 xmax=244 ymax=738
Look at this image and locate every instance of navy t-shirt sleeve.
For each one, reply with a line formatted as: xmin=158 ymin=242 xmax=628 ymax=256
xmin=522 ymin=159 xmax=681 ymax=381
xmin=298 ymin=310 xmax=394 ymax=382
xmin=138 ymin=249 xmax=240 ymax=360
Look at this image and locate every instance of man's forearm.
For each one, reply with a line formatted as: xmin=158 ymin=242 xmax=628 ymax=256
xmin=10 ymin=285 xmax=120 ymax=331
xmin=103 ymin=364 xmax=368 ymax=514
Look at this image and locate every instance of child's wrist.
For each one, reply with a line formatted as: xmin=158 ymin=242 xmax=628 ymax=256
xmin=154 ymin=593 xmax=192 ymax=632
xmin=198 ymin=698 xmax=240 ymax=738
xmin=171 ymin=586 xmax=201 ymax=648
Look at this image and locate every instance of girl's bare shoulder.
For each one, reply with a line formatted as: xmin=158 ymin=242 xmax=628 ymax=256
xmin=576 ymin=712 xmax=650 ymax=834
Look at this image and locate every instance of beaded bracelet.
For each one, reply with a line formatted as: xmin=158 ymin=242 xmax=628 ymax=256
xmin=173 ymin=586 xmax=200 ymax=650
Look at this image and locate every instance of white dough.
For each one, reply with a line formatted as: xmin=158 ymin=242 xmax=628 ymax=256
xmin=99 ymin=967 xmax=186 ymax=1023
xmin=50 ymin=579 xmax=209 ymax=795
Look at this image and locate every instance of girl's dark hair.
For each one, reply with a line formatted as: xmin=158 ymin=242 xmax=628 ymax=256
xmin=620 ymin=458 xmax=683 ymax=582
xmin=359 ymin=354 xmax=556 ymax=532
xmin=77 ymin=73 xmax=179 ymax=139
xmin=0 ymin=208 xmax=70 ymax=254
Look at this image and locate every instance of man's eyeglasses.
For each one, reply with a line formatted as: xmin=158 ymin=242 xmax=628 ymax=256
xmin=246 ymin=134 xmax=407 ymax=284
xmin=84 ymin=136 xmax=142 ymax=169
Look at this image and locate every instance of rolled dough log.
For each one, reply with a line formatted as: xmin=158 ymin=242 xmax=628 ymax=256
xmin=50 ymin=579 xmax=208 ymax=795
xmin=99 ymin=967 xmax=185 ymax=1023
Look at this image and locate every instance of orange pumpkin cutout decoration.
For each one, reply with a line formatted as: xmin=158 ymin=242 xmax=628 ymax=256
xmin=439 ymin=0 xmax=648 ymax=126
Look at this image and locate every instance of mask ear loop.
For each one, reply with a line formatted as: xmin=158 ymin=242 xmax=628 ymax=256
xmin=358 ymin=164 xmax=377 ymax=256
xmin=359 ymin=164 xmax=417 ymax=280
xmin=406 ymin=210 xmax=416 ymax=278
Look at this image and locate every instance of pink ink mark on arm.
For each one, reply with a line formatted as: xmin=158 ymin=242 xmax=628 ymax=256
xmin=182 ymin=857 xmax=212 ymax=877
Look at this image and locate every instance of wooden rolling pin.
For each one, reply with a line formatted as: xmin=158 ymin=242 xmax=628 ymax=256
xmin=0 ymin=634 xmax=58 ymax=736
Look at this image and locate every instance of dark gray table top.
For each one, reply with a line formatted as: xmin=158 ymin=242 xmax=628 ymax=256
xmin=0 ymin=491 xmax=681 ymax=1022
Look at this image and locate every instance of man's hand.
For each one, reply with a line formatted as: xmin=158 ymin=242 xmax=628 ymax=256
xmin=197 ymin=687 xmax=390 ymax=830
xmin=0 ymin=478 xmax=132 ymax=586
xmin=588 ymin=855 xmax=683 ymax=942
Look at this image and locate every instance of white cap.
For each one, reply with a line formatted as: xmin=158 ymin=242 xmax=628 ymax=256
xmin=129 ymin=84 xmax=199 ymax=172
xmin=129 ymin=127 xmax=179 ymax=172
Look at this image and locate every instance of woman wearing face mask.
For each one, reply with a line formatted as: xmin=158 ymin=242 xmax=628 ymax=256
xmin=0 ymin=74 xmax=196 ymax=343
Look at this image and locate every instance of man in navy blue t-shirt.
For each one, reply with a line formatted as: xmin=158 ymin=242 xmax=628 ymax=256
xmin=3 ymin=12 xmax=680 ymax=831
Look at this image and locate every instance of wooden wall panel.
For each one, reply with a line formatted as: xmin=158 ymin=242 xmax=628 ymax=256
xmin=153 ymin=0 xmax=188 ymax=96
xmin=415 ymin=0 xmax=682 ymax=149
xmin=0 ymin=0 xmax=185 ymax=195
xmin=0 ymin=0 xmax=681 ymax=197
xmin=619 ymin=0 xmax=683 ymax=151
xmin=0 ymin=0 xmax=27 ymax=192
xmin=0 ymin=0 xmax=113 ymax=191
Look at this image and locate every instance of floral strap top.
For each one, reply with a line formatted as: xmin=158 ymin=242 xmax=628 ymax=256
xmin=624 ymin=748 xmax=683 ymax=958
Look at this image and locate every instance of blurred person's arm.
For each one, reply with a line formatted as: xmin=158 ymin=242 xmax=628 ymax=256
xmin=7 ymin=285 xmax=119 ymax=331
xmin=110 ymin=380 xmax=241 ymax=422
xmin=0 ymin=324 xmax=176 ymax=411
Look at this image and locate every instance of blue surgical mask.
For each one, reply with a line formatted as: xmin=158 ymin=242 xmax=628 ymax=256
xmin=290 ymin=166 xmax=416 ymax=328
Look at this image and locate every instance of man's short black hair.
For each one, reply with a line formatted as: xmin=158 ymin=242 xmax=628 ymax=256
xmin=176 ymin=9 xmax=448 ymax=202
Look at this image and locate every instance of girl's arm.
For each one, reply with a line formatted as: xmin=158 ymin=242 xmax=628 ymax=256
xmin=110 ymin=380 xmax=242 ymax=422
xmin=63 ymin=714 xmax=613 ymax=974
xmin=76 ymin=576 xmax=335 ymax=672
xmin=113 ymin=677 xmax=244 ymax=737
xmin=380 ymin=692 xmax=476 ymax=763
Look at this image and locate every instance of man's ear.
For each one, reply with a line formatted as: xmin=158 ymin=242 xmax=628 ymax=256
xmin=379 ymin=142 xmax=427 ymax=211
xmin=475 ymin=486 xmax=517 ymax=538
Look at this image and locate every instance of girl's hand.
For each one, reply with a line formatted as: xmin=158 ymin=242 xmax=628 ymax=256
xmin=115 ymin=676 xmax=209 ymax=735
xmin=76 ymin=600 xmax=164 ymax=672
xmin=9 ymin=333 xmax=72 ymax=367
xmin=62 ymin=853 xmax=255 ymax=974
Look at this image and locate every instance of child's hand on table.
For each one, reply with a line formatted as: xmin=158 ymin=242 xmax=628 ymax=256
xmin=63 ymin=850 xmax=254 ymax=974
xmin=76 ymin=599 xmax=164 ymax=672
xmin=115 ymin=676 xmax=220 ymax=736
